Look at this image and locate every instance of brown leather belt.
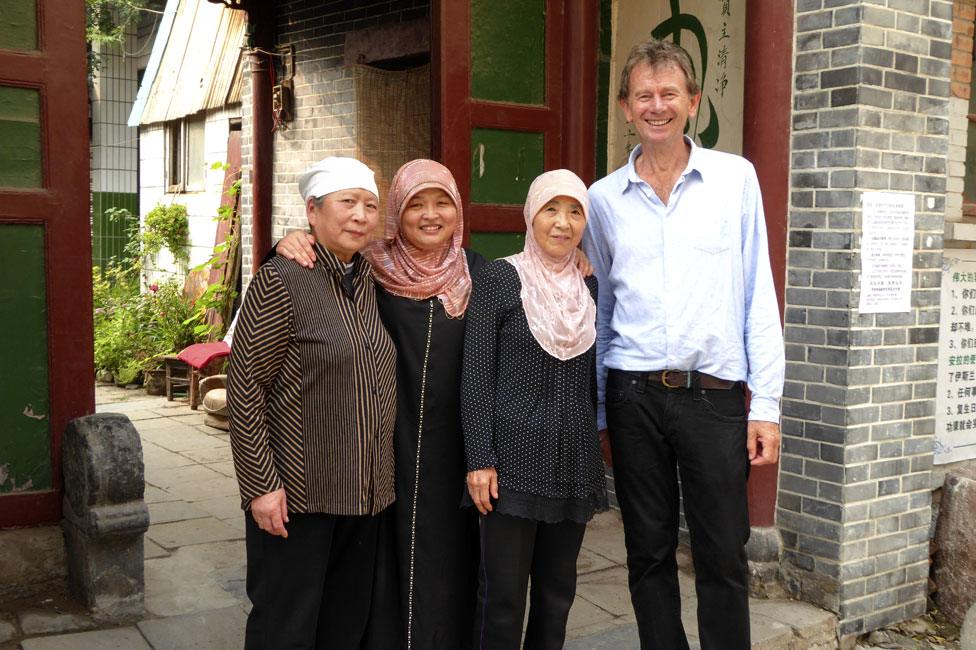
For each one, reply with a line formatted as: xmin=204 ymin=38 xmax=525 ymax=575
xmin=643 ymin=370 xmax=738 ymax=390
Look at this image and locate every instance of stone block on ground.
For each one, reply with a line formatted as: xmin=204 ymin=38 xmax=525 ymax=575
xmin=19 ymin=626 xmax=151 ymax=649
xmin=934 ymin=474 xmax=976 ymax=624
xmin=61 ymin=413 xmax=150 ymax=622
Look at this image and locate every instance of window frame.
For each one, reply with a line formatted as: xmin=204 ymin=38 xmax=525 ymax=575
xmin=165 ymin=113 xmax=206 ymax=193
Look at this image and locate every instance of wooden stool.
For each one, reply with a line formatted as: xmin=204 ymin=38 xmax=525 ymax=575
xmin=163 ymin=355 xmax=190 ymax=401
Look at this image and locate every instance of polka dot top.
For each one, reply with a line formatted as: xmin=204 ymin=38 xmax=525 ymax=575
xmin=461 ymin=260 xmax=607 ymax=518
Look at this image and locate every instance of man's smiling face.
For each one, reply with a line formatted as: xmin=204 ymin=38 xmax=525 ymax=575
xmin=619 ymin=61 xmax=701 ymax=151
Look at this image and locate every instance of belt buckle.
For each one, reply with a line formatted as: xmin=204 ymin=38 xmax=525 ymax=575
xmin=661 ymin=370 xmax=684 ymax=389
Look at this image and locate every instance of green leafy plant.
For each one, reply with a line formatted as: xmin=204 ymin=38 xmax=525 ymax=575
xmin=93 ymin=267 xmax=202 ymax=383
xmin=143 ymin=203 xmax=190 ymax=265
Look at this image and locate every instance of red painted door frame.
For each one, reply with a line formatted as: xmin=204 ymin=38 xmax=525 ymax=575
xmin=432 ymin=0 xmax=598 ymax=239
xmin=0 ymin=1 xmax=93 ymax=527
xmin=743 ymin=0 xmax=793 ymax=528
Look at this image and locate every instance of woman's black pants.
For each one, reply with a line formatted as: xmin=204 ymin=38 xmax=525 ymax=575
xmin=472 ymin=511 xmax=586 ymax=650
xmin=244 ymin=510 xmax=385 ymax=650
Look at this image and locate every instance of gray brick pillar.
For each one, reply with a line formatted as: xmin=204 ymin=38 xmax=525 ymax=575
xmin=780 ymin=0 xmax=951 ymax=639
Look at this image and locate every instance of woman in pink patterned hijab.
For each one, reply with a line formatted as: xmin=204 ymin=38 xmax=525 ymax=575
xmin=461 ymin=169 xmax=605 ymax=649
xmin=365 ymin=159 xmax=472 ymax=316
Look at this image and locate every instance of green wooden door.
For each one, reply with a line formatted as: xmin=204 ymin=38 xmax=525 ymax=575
xmin=0 ymin=0 xmax=93 ymax=526
xmin=434 ymin=0 xmax=599 ymax=259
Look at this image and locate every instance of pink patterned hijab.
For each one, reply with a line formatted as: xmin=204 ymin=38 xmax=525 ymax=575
xmin=365 ymin=159 xmax=472 ymax=318
xmin=504 ymin=169 xmax=596 ymax=361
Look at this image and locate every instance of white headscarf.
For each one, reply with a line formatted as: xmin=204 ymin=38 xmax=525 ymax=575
xmin=299 ymin=157 xmax=378 ymax=201
xmin=504 ymin=169 xmax=596 ymax=361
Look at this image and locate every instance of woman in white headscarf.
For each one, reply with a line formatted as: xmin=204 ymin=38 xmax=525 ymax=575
xmin=461 ymin=169 xmax=608 ymax=650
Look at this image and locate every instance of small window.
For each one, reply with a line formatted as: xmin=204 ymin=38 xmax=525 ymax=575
xmin=166 ymin=114 xmax=206 ymax=192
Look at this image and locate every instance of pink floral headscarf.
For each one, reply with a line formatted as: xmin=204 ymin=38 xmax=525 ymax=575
xmin=504 ymin=169 xmax=596 ymax=361
xmin=365 ymin=159 xmax=472 ymax=318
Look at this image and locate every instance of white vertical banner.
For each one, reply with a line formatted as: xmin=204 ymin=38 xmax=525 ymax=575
xmin=858 ymin=192 xmax=915 ymax=314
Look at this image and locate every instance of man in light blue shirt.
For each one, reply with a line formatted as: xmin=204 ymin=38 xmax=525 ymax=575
xmin=582 ymin=39 xmax=785 ymax=650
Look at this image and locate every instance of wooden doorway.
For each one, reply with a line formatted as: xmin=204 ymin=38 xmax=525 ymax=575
xmin=433 ymin=0 xmax=599 ymax=259
xmin=0 ymin=0 xmax=92 ymax=527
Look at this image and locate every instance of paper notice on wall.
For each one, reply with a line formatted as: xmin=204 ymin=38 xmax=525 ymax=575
xmin=858 ymin=192 xmax=915 ymax=314
xmin=935 ymin=250 xmax=976 ymax=465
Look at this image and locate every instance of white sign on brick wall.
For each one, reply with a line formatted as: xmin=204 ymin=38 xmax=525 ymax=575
xmin=936 ymin=250 xmax=976 ymax=465
xmin=858 ymin=192 xmax=915 ymax=314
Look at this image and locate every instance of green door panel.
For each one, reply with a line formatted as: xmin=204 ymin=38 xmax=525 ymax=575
xmin=0 ymin=224 xmax=51 ymax=493
xmin=0 ymin=0 xmax=37 ymax=51
xmin=0 ymin=85 xmax=42 ymax=188
xmin=469 ymin=232 xmax=526 ymax=260
xmin=471 ymin=0 xmax=545 ymax=105
xmin=470 ymin=128 xmax=544 ymax=206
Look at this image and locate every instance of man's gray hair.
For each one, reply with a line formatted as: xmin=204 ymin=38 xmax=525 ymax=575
xmin=617 ymin=39 xmax=701 ymax=100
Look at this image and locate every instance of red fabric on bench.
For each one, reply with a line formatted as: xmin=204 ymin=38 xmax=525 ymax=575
xmin=177 ymin=341 xmax=230 ymax=369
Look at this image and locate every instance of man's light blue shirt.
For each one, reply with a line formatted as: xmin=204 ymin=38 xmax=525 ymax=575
xmin=583 ymin=138 xmax=785 ymax=429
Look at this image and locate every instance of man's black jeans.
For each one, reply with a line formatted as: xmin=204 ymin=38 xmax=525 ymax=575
xmin=606 ymin=369 xmax=751 ymax=650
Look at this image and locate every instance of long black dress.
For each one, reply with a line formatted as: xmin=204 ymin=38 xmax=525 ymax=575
xmin=376 ymin=248 xmax=487 ymax=649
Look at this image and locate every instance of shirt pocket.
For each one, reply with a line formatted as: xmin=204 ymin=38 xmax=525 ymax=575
xmin=691 ymin=217 xmax=732 ymax=256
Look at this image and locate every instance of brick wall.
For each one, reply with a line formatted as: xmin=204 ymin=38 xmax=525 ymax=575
xmin=239 ymin=0 xmax=429 ymax=285
xmin=781 ymin=0 xmax=951 ymax=639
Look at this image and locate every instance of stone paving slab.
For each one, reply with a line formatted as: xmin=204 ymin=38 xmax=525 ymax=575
xmin=750 ymin=598 xmax=837 ymax=644
xmin=577 ymin=547 xmax=616 ymax=576
xmin=19 ymin=627 xmax=151 ymax=649
xmin=137 ymin=606 xmax=246 ymax=650
xmin=141 ymin=442 xmax=196 ymax=470
xmin=565 ymin=623 xmax=644 ymax=649
xmin=17 ymin=610 xmax=95 ymax=636
xmin=580 ymin=511 xmax=629 ymax=565
xmin=178 ymin=446 xmax=234 ymax=465
xmin=147 ymin=500 xmax=210 ymax=525
xmin=143 ymin=486 xmax=177 ymax=504
xmin=575 ymin=566 xmax=635 ymax=617
xmin=139 ymin=426 xmax=227 ymax=453
xmin=146 ymin=517 xmax=244 ymax=550
xmin=163 ymin=476 xmax=241 ymax=502
xmin=566 ymin=596 xmax=620 ymax=637
xmin=192 ymin=495 xmax=243 ymax=521
xmin=143 ymin=539 xmax=169 ymax=560
xmin=145 ymin=464 xmax=226 ymax=491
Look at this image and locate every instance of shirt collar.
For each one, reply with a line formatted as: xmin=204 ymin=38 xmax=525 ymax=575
xmin=621 ymin=135 xmax=706 ymax=194
xmin=313 ymin=241 xmax=369 ymax=278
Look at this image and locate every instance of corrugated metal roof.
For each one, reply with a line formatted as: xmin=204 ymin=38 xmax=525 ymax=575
xmin=138 ymin=0 xmax=245 ymax=126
